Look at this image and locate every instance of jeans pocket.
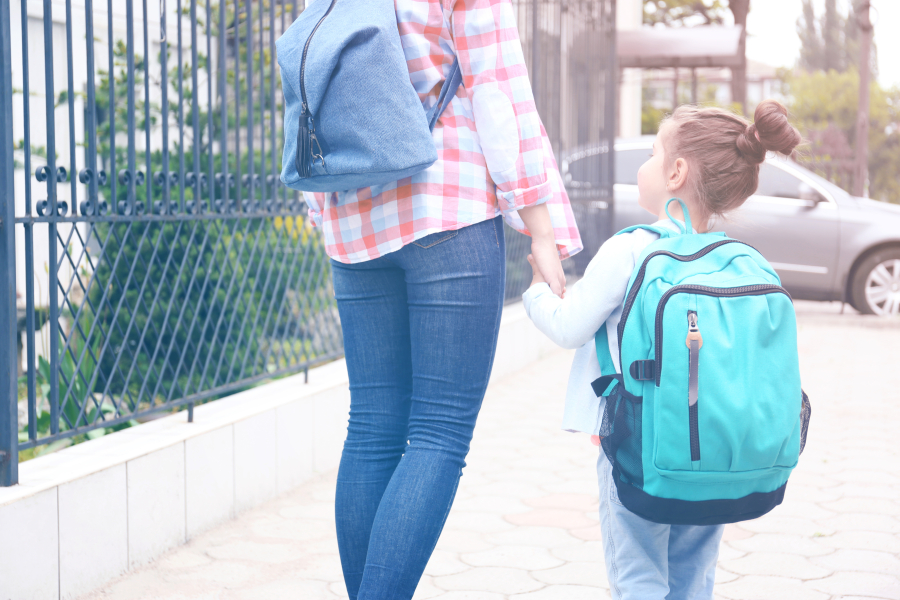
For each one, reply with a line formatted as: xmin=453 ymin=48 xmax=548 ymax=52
xmin=412 ymin=230 xmax=459 ymax=249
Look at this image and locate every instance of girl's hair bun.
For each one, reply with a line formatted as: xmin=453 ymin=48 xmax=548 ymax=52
xmin=663 ymin=98 xmax=802 ymax=218
xmin=736 ymin=99 xmax=801 ymax=164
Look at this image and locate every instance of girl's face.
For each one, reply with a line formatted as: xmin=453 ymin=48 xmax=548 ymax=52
xmin=637 ymin=128 xmax=672 ymax=216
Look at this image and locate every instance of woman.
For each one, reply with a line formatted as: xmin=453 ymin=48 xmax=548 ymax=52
xmin=302 ymin=0 xmax=581 ymax=597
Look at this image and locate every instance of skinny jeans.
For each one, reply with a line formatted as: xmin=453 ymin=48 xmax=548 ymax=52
xmin=330 ymin=216 xmax=506 ymax=600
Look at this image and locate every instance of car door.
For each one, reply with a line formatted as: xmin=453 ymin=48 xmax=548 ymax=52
xmin=723 ymin=161 xmax=841 ymax=300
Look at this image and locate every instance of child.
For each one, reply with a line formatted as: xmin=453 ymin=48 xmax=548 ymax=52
xmin=523 ymin=100 xmax=802 ymax=599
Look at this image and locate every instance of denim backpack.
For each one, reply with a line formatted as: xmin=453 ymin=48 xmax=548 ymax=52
xmin=276 ymin=0 xmax=462 ymax=193
xmin=594 ymin=199 xmax=812 ymax=525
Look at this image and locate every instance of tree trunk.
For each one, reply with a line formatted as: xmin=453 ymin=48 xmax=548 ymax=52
xmin=729 ymin=0 xmax=750 ymax=114
xmin=824 ymin=0 xmax=839 ymax=71
xmin=854 ymin=1 xmax=872 ymax=197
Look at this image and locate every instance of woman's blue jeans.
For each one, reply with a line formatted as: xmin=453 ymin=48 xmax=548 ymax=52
xmin=330 ymin=217 xmax=506 ymax=600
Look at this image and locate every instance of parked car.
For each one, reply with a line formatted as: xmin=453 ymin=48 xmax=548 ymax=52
xmin=561 ymin=137 xmax=900 ymax=316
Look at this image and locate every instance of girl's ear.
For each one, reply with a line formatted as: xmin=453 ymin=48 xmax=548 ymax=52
xmin=667 ymin=157 xmax=690 ymax=193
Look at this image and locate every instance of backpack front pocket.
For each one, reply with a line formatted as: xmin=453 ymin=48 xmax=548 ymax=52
xmin=652 ymin=285 xmax=802 ymax=476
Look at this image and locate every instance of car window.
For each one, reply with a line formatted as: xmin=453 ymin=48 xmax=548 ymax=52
xmin=787 ymin=161 xmax=848 ymax=201
xmin=565 ymin=153 xmax=599 ymax=184
xmin=615 ymin=148 xmax=649 ymax=185
xmin=755 ymin=163 xmax=805 ymax=199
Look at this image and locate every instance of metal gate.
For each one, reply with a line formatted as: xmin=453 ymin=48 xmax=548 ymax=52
xmin=0 ymin=0 xmax=616 ymax=485
xmin=505 ymin=0 xmax=617 ymax=293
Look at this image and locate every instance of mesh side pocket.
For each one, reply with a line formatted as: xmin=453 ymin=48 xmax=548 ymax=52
xmin=600 ymin=387 xmax=644 ymax=490
xmin=800 ymin=390 xmax=811 ymax=455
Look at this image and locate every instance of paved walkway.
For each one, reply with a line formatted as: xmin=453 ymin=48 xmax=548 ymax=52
xmin=82 ymin=303 xmax=900 ymax=600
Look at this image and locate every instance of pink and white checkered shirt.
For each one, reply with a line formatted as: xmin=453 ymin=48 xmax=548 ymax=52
xmin=303 ymin=0 xmax=582 ymax=264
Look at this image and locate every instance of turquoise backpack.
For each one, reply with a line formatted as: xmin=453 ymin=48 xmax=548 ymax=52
xmin=595 ymin=199 xmax=811 ymax=525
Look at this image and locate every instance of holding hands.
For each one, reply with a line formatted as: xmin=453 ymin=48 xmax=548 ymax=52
xmin=517 ymin=203 xmax=565 ymax=298
xmin=527 ymin=239 xmax=565 ymax=298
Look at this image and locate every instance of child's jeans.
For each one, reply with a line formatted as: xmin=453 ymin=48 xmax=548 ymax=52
xmin=597 ymin=455 xmax=724 ymax=600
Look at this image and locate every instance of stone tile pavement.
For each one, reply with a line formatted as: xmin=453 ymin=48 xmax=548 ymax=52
xmin=81 ymin=303 xmax=900 ymax=600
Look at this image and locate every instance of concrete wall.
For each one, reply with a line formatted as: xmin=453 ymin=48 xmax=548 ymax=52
xmin=0 ymin=302 xmax=559 ymax=600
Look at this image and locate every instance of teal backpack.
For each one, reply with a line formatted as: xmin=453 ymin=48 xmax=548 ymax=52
xmin=595 ymin=199 xmax=811 ymax=525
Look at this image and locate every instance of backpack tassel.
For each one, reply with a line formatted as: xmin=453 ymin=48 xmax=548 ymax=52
xmin=296 ymin=107 xmax=312 ymax=178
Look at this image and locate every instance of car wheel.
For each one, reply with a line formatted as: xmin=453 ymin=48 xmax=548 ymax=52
xmin=850 ymin=247 xmax=900 ymax=316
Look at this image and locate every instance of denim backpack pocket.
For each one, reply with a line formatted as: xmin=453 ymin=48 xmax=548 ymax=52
xmin=412 ymin=230 xmax=458 ymax=249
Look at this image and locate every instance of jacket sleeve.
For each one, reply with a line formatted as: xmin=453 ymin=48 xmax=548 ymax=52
xmin=449 ymin=0 xmax=552 ymax=213
xmin=523 ymin=233 xmax=637 ymax=350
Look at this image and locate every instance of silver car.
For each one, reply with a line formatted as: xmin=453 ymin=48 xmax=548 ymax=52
xmin=562 ymin=138 xmax=900 ymax=316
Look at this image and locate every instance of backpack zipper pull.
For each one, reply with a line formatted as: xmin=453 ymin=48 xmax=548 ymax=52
xmin=686 ymin=310 xmax=703 ymax=349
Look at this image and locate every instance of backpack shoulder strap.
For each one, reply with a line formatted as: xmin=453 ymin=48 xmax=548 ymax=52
xmin=592 ymin=324 xmax=621 ymax=397
xmin=425 ymin=58 xmax=463 ymax=132
xmin=614 ymin=224 xmax=676 ymax=239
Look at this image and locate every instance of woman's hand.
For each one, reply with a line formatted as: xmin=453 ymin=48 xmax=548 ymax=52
xmin=518 ymin=204 xmax=565 ymax=298
xmin=528 ymin=235 xmax=566 ymax=298
xmin=526 ymin=253 xmax=546 ymax=288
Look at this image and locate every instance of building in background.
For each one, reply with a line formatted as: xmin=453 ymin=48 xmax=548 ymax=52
xmin=617 ymin=0 xmax=642 ymax=138
xmin=641 ymin=59 xmax=782 ymax=131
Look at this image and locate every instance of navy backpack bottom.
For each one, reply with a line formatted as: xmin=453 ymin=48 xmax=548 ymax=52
xmin=614 ymin=474 xmax=787 ymax=526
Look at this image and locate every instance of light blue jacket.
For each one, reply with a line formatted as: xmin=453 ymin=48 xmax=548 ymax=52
xmin=523 ymin=220 xmax=687 ymax=435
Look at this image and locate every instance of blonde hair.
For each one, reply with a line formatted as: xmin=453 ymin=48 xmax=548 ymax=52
xmin=661 ymin=100 xmax=802 ymax=218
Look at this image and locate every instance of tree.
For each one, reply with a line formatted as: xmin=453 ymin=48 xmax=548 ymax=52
xmin=797 ymin=0 xmax=876 ymax=76
xmin=643 ymin=0 xmax=729 ymax=27
xmin=784 ymin=69 xmax=900 ymax=204
xmin=797 ymin=0 xmax=822 ymax=69
xmin=824 ymin=0 xmax=840 ymax=72
xmin=792 ymin=0 xmax=890 ymax=200
xmin=729 ymin=0 xmax=750 ymax=114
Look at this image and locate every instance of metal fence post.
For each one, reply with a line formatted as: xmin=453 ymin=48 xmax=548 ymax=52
xmin=0 ymin=0 xmax=20 ymax=486
xmin=605 ymin=0 xmax=618 ymax=243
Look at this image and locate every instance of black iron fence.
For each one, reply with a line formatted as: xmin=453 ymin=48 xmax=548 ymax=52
xmin=507 ymin=0 xmax=618 ymax=285
xmin=0 ymin=0 xmax=615 ymax=484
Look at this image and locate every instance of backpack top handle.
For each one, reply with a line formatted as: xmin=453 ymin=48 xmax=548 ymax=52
xmin=665 ymin=197 xmax=693 ymax=235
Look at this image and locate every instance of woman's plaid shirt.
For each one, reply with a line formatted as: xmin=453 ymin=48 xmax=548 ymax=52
xmin=302 ymin=0 xmax=583 ymax=264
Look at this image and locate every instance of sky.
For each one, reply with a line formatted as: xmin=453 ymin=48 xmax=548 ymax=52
xmin=745 ymin=0 xmax=900 ymax=90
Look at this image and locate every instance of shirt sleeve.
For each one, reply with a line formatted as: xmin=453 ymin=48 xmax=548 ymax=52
xmin=522 ymin=233 xmax=638 ymax=350
xmin=302 ymin=192 xmax=324 ymax=227
xmin=449 ymin=0 xmax=582 ymax=259
xmin=449 ymin=0 xmax=552 ymax=213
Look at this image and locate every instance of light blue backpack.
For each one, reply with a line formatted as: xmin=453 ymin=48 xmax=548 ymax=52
xmin=276 ymin=0 xmax=462 ymax=193
xmin=595 ymin=199 xmax=811 ymax=525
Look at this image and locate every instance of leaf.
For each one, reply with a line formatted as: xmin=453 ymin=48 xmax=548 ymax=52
xmin=35 ymin=410 xmax=52 ymax=435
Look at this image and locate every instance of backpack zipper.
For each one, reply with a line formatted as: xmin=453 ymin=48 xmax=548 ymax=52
xmin=616 ymin=239 xmax=744 ymax=371
xmin=295 ymin=0 xmax=338 ymax=177
xmin=686 ymin=310 xmax=702 ymax=462
xmin=653 ymin=284 xmax=791 ymax=386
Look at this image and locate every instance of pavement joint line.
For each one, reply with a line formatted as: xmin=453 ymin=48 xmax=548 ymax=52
xmin=76 ymin=303 xmax=900 ymax=600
